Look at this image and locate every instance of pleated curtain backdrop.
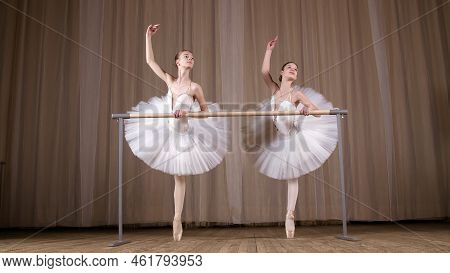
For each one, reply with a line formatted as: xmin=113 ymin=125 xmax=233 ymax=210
xmin=0 ymin=0 xmax=448 ymax=228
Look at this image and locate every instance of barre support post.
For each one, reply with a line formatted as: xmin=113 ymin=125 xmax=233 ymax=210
xmin=109 ymin=117 xmax=131 ymax=247
xmin=335 ymin=112 xmax=359 ymax=241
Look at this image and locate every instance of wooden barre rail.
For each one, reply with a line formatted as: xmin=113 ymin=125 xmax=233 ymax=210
xmin=112 ymin=109 xmax=348 ymax=119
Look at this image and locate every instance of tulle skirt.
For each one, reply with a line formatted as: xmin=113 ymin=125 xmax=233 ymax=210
xmin=242 ymin=88 xmax=338 ymax=180
xmin=124 ymin=95 xmax=229 ymax=176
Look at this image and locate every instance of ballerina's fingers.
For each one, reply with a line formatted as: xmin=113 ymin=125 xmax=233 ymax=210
xmin=147 ymin=24 xmax=160 ymax=35
xmin=174 ymin=110 xmax=187 ymax=118
xmin=151 ymin=24 xmax=160 ymax=31
xmin=300 ymin=106 xmax=310 ymax=116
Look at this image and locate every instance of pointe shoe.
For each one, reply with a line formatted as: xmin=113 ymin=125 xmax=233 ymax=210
xmin=285 ymin=210 xmax=295 ymax=239
xmin=173 ymin=219 xmax=183 ymax=241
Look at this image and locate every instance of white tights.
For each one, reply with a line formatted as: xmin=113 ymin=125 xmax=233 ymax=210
xmin=173 ymin=175 xmax=186 ymax=221
xmin=287 ymin=178 xmax=298 ymax=213
xmin=285 ymin=178 xmax=298 ymax=233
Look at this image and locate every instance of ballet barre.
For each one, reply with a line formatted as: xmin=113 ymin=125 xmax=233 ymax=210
xmin=109 ymin=109 xmax=356 ymax=247
xmin=111 ymin=109 xmax=348 ymax=119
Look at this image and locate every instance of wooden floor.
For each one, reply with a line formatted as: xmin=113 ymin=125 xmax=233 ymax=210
xmin=1 ymin=222 xmax=449 ymax=253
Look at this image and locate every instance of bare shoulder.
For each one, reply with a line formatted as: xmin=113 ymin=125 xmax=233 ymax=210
xmin=292 ymin=87 xmax=304 ymax=96
xmin=190 ymin=82 xmax=204 ymax=94
xmin=292 ymin=86 xmax=308 ymax=103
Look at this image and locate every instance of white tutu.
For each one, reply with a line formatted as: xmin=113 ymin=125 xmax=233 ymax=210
xmin=124 ymin=90 xmax=229 ymax=176
xmin=242 ymin=86 xmax=338 ymax=180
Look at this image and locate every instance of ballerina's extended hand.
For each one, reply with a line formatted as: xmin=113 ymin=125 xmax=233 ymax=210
xmin=146 ymin=24 xmax=160 ymax=37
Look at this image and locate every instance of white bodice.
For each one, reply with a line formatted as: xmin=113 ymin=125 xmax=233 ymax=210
xmin=168 ymin=90 xmax=194 ymax=134
xmin=271 ymin=96 xmax=297 ymax=135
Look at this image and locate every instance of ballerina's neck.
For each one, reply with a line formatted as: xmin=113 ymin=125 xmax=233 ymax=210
xmin=177 ymin=68 xmax=191 ymax=81
xmin=280 ymin=80 xmax=294 ymax=90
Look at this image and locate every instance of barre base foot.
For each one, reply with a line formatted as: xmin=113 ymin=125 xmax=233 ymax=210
xmin=108 ymin=240 xmax=131 ymax=247
xmin=336 ymin=234 xmax=360 ymax=241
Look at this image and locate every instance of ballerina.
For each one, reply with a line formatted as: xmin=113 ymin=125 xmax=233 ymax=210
xmin=245 ymin=36 xmax=338 ymax=238
xmin=124 ymin=24 xmax=228 ymax=241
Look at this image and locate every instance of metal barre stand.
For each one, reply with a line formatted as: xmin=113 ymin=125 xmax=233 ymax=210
xmin=109 ymin=108 xmax=357 ymax=247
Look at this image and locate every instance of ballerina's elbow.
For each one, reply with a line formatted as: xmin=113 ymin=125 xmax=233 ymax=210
xmin=261 ymin=70 xmax=270 ymax=76
xmin=147 ymin=61 xmax=161 ymax=72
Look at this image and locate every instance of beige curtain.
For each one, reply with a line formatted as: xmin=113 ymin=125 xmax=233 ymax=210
xmin=0 ymin=0 xmax=448 ymax=228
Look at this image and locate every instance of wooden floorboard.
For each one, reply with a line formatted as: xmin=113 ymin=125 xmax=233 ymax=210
xmin=1 ymin=222 xmax=449 ymax=253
